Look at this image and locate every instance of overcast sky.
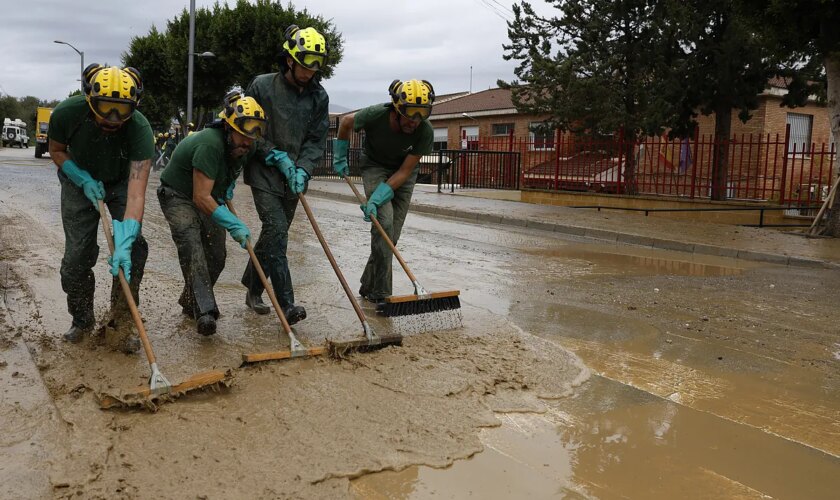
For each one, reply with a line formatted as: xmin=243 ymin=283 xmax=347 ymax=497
xmin=0 ymin=0 xmax=551 ymax=111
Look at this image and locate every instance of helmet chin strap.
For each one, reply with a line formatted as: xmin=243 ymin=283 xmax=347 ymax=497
xmin=287 ymin=60 xmax=311 ymax=89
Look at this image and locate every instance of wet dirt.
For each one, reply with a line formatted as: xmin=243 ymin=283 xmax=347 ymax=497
xmin=0 ymin=153 xmax=585 ymax=499
xmin=2 ymin=149 xmax=839 ymax=498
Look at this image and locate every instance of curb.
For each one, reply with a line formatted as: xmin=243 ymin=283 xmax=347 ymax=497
xmin=306 ymin=187 xmax=838 ymax=270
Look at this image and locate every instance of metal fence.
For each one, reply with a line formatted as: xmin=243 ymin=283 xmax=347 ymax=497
xmin=314 ymin=123 xmax=836 ymax=206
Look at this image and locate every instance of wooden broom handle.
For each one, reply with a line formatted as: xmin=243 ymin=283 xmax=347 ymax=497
xmin=297 ymin=193 xmax=367 ymax=324
xmin=226 ymin=201 xmax=293 ymax=335
xmin=342 ymin=176 xmax=419 ymax=283
xmin=97 ymin=201 xmax=157 ymax=365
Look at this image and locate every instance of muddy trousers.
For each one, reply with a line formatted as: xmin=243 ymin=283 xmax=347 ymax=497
xmin=157 ymin=185 xmax=227 ymax=319
xmin=241 ymin=188 xmax=298 ymax=309
xmin=359 ymin=166 xmax=418 ymax=299
xmin=59 ymin=174 xmax=148 ymax=330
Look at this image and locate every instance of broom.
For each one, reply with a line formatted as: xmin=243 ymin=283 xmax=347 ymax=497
xmin=342 ymin=175 xmax=461 ymax=319
xmin=95 ymin=201 xmax=231 ymax=410
xmin=296 ymin=193 xmax=402 ymax=356
xmin=226 ymin=201 xmax=327 ymax=364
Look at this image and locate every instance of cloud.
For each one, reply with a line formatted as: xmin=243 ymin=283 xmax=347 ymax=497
xmin=0 ymin=0 xmax=539 ymax=108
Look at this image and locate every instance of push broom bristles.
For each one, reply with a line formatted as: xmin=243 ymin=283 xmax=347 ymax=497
xmin=380 ymin=292 xmax=463 ymax=334
xmin=379 ymin=294 xmax=461 ymax=317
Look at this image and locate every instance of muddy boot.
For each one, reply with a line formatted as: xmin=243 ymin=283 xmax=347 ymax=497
xmin=282 ymin=304 xmax=307 ymax=326
xmin=245 ymin=292 xmax=270 ymax=315
xmin=196 ymin=314 xmax=217 ymax=336
xmin=364 ymin=296 xmax=387 ymax=314
xmin=62 ymin=325 xmax=91 ymax=343
xmin=117 ymin=332 xmax=142 ymax=355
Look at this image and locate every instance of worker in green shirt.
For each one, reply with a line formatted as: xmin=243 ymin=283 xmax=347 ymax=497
xmin=48 ymin=65 xmax=154 ymax=352
xmin=158 ymin=92 xmax=265 ymax=336
xmin=240 ymin=24 xmax=329 ymax=325
xmin=332 ymin=79 xmax=435 ymax=309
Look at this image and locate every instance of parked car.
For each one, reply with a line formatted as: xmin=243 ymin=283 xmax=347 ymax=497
xmin=2 ymin=118 xmax=29 ymax=148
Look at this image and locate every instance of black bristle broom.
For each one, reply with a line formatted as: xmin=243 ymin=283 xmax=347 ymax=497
xmin=342 ymin=175 xmax=461 ymax=320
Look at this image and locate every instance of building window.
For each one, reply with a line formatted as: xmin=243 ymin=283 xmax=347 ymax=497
xmin=529 ymin=122 xmax=555 ymax=151
xmin=433 ymin=127 xmax=448 ymax=151
xmin=492 ymin=123 xmax=514 ymax=136
xmin=787 ymin=113 xmax=813 ymax=154
xmin=460 ymin=126 xmax=479 ymax=149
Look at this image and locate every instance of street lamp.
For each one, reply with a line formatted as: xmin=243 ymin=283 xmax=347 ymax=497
xmin=461 ymin=112 xmax=478 ymax=121
xmin=54 ymin=40 xmax=84 ymax=93
xmin=186 ymin=0 xmax=216 ymax=126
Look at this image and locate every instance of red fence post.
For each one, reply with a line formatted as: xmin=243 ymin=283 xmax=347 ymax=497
xmin=616 ymin=128 xmax=625 ymax=195
xmin=553 ymin=128 xmax=561 ymax=191
xmin=690 ymin=127 xmax=699 ymax=199
xmin=779 ymin=123 xmax=790 ymax=205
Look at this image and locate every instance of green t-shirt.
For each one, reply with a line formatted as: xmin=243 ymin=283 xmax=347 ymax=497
xmin=354 ymin=104 xmax=433 ymax=170
xmin=160 ymin=127 xmax=254 ymax=200
xmin=49 ymin=95 xmax=154 ymax=184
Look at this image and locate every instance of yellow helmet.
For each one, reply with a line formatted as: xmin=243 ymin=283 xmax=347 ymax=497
xmin=85 ymin=66 xmax=140 ymax=123
xmin=389 ymin=79 xmax=435 ymax=121
xmin=164 ymin=132 xmax=170 ymax=139
xmin=218 ymin=91 xmax=267 ymax=139
xmin=283 ymin=25 xmax=328 ymax=71
xmin=157 ymin=132 xmax=163 ymax=138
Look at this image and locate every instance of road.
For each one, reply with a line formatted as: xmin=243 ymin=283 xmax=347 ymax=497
xmin=1 ymin=146 xmax=838 ymax=499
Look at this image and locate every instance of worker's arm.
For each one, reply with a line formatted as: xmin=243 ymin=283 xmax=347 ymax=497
xmin=192 ymin=169 xmax=220 ymax=216
xmin=332 ymin=114 xmax=355 ymax=176
xmin=337 ymin=113 xmax=355 ymax=140
xmin=49 ymin=139 xmax=71 ymax=170
xmin=386 ymin=154 xmax=422 ymax=191
xmin=124 ymin=159 xmax=151 ymax=222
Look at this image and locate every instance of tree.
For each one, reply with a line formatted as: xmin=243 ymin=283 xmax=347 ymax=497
xmin=750 ymin=0 xmax=840 ymax=235
xmin=122 ymin=0 xmax=343 ymax=131
xmin=501 ymin=0 xmax=676 ymax=194
xmin=661 ymin=0 xmax=777 ymax=200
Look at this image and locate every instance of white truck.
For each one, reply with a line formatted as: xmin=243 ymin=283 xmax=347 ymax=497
xmin=2 ymin=118 xmax=29 ymax=148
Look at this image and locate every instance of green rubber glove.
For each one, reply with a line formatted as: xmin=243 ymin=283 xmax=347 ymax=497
xmin=360 ymin=182 xmax=394 ymax=222
xmin=265 ymin=149 xmax=295 ymax=180
xmin=61 ymin=159 xmax=105 ymax=206
xmin=108 ymin=219 xmax=141 ymax=282
xmin=211 ymin=205 xmax=250 ymax=248
xmin=217 ymin=180 xmax=236 ymax=205
xmin=290 ymin=168 xmax=310 ymax=194
xmin=332 ymin=139 xmax=349 ymax=176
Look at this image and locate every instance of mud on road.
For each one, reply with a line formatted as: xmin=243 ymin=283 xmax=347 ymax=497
xmin=1 ymin=152 xmax=839 ymax=499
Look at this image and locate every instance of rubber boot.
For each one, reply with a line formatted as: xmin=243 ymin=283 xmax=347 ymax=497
xmin=282 ymin=304 xmax=307 ymax=326
xmin=63 ymin=325 xmax=90 ymax=343
xmin=245 ymin=292 xmax=270 ymax=315
xmin=197 ymin=314 xmax=217 ymax=336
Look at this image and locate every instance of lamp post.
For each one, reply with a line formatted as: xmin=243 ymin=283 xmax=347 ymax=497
xmin=185 ymin=0 xmax=216 ymax=127
xmin=461 ymin=112 xmax=478 ymax=121
xmin=54 ymin=40 xmax=84 ymax=93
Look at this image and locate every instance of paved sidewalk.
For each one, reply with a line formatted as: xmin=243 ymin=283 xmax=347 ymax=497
xmin=307 ymin=179 xmax=840 ymax=269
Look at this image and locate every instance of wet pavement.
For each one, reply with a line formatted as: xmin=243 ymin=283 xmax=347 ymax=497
xmin=308 ymin=178 xmax=840 ymax=268
xmin=1 ymin=148 xmax=839 ymax=499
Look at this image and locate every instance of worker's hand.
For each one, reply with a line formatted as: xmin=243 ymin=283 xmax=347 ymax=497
xmin=360 ymin=182 xmax=394 ymax=222
xmin=61 ymin=159 xmax=105 ymax=206
xmin=225 ymin=181 xmax=235 ymax=201
xmin=332 ymin=139 xmax=349 ymax=176
xmin=211 ymin=205 xmax=250 ymax=248
xmin=289 ymin=168 xmax=310 ymax=194
xmin=108 ymin=219 xmax=141 ymax=282
xmin=265 ymin=149 xmax=295 ymax=180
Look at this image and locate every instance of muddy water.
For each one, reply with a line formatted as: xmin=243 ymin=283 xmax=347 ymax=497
xmin=2 ymin=150 xmax=839 ymax=498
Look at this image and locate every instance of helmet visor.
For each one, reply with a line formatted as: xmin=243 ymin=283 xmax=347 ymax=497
xmin=233 ymin=117 xmax=266 ymax=139
xmin=400 ymin=104 xmax=432 ymax=121
xmin=295 ymin=51 xmax=326 ymax=71
xmin=91 ymin=97 xmax=136 ymax=123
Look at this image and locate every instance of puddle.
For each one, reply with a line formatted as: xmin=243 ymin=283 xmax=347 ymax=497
xmin=523 ymin=243 xmax=753 ymax=277
xmin=351 ymin=376 xmax=840 ymax=499
xmin=350 ymin=413 xmax=578 ymax=499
